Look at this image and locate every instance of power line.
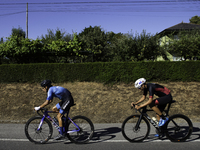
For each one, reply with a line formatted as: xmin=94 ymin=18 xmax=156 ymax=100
xmin=0 ymin=0 xmax=200 ymax=5
xmin=0 ymin=1 xmax=199 ymax=17
xmin=0 ymin=11 xmax=25 ymax=16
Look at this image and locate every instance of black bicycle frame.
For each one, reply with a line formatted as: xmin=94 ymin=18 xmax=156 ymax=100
xmin=135 ymin=106 xmax=160 ymax=131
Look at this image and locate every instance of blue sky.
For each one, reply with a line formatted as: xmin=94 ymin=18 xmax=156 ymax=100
xmin=0 ymin=0 xmax=200 ymax=40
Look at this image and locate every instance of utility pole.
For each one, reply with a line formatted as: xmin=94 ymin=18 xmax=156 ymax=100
xmin=26 ymin=3 xmax=28 ymax=39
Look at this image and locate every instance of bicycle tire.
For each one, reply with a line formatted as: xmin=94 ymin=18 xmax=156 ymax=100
xmin=25 ymin=116 xmax=53 ymax=144
xmin=66 ymin=115 xmax=94 ymax=144
xmin=165 ymin=114 xmax=193 ymax=142
xmin=121 ymin=115 xmax=150 ymax=142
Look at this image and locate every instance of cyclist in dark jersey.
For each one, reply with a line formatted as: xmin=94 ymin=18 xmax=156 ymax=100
xmin=131 ymin=78 xmax=172 ymax=129
xmin=34 ymin=80 xmax=74 ymax=140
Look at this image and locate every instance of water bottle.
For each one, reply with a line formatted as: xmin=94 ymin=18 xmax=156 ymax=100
xmin=53 ymin=117 xmax=60 ymax=130
xmin=53 ymin=117 xmax=58 ymax=124
xmin=152 ymin=117 xmax=158 ymax=124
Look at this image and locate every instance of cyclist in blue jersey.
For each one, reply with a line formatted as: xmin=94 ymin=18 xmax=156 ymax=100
xmin=131 ymin=78 xmax=172 ymax=136
xmin=34 ymin=80 xmax=74 ymax=140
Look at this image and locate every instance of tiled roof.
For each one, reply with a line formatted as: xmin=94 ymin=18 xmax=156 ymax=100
xmin=158 ymin=22 xmax=200 ymax=35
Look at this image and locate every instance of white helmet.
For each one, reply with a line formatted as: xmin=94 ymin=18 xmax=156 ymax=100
xmin=135 ymin=78 xmax=146 ymax=89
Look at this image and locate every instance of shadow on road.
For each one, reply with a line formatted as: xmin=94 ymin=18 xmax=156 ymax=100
xmin=144 ymin=126 xmax=200 ymax=143
xmin=91 ymin=127 xmax=122 ymax=143
xmin=62 ymin=127 xmax=122 ymax=145
xmin=46 ymin=125 xmax=200 ymax=144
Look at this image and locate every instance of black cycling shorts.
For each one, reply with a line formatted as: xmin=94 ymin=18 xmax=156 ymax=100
xmin=59 ymin=94 xmax=74 ymax=112
xmin=154 ymin=94 xmax=172 ymax=112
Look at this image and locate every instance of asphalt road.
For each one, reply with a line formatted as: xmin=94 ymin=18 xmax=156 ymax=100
xmin=1 ymin=123 xmax=200 ymax=150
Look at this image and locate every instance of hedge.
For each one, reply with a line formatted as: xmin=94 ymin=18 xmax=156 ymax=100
xmin=0 ymin=61 xmax=200 ymax=83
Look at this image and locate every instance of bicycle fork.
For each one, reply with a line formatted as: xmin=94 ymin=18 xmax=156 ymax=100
xmin=135 ymin=115 xmax=143 ymax=131
xmin=37 ymin=116 xmax=45 ymax=132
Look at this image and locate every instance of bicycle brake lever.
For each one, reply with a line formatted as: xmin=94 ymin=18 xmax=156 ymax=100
xmin=131 ymin=106 xmax=138 ymax=113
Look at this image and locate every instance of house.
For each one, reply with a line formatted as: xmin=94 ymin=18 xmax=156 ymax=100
xmin=157 ymin=22 xmax=200 ymax=61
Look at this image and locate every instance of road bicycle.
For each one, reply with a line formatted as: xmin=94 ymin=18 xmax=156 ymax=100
xmin=121 ymin=100 xmax=193 ymax=142
xmin=25 ymin=105 xmax=94 ymax=144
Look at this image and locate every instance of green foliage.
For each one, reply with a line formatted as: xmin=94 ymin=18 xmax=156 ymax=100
xmin=0 ymin=36 xmax=46 ymax=63
xmin=132 ymin=31 xmax=161 ymax=61
xmin=106 ymin=30 xmax=162 ymax=62
xmin=78 ymin=26 xmax=108 ymax=62
xmin=189 ymin=15 xmax=200 ymax=24
xmin=40 ymin=28 xmax=72 ymax=43
xmin=11 ymin=27 xmax=26 ymax=39
xmin=1 ymin=26 xmax=200 ymax=64
xmin=1 ymin=62 xmax=200 ymax=84
xmin=168 ymin=30 xmax=200 ymax=60
xmin=0 ymin=38 xmax=3 ymax=44
xmin=106 ymin=33 xmax=137 ymax=62
xmin=67 ymin=34 xmax=83 ymax=62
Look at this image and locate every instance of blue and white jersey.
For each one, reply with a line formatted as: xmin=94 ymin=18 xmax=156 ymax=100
xmin=46 ymin=86 xmax=71 ymax=101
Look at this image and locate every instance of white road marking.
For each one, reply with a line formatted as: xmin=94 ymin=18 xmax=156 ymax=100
xmin=0 ymin=139 xmax=29 ymax=142
xmin=0 ymin=138 xmax=200 ymax=142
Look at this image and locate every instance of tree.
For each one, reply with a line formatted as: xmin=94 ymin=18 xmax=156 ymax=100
xmin=40 ymin=28 xmax=72 ymax=44
xmin=129 ymin=31 xmax=161 ymax=61
xmin=11 ymin=27 xmax=26 ymax=39
xmin=78 ymin=26 xmax=108 ymax=62
xmin=0 ymin=35 xmax=46 ymax=63
xmin=0 ymin=37 xmax=3 ymax=44
xmin=168 ymin=30 xmax=200 ymax=60
xmin=105 ymin=32 xmax=136 ymax=62
xmin=189 ymin=15 xmax=200 ymax=24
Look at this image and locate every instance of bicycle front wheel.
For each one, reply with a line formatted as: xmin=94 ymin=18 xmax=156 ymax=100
xmin=121 ymin=115 xmax=150 ymax=142
xmin=24 ymin=116 xmax=53 ymax=144
xmin=165 ymin=114 xmax=193 ymax=142
xmin=66 ymin=115 xmax=94 ymax=144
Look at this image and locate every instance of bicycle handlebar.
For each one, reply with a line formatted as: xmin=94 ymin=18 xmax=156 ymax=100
xmin=36 ymin=108 xmax=48 ymax=116
xmin=131 ymin=103 xmax=150 ymax=113
xmin=131 ymin=104 xmax=140 ymax=113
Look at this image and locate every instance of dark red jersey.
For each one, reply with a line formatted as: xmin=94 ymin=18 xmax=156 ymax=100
xmin=143 ymin=83 xmax=170 ymax=98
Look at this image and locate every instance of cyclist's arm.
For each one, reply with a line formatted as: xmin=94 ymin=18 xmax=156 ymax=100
xmin=138 ymin=85 xmax=154 ymax=108
xmin=131 ymin=95 xmax=146 ymax=106
xmin=137 ymin=97 xmax=153 ymax=109
xmin=135 ymin=95 xmax=146 ymax=104
xmin=39 ymin=100 xmax=52 ymax=108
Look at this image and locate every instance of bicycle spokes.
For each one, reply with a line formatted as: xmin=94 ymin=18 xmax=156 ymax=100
xmin=165 ymin=114 xmax=193 ymax=142
xmin=66 ymin=116 xmax=94 ymax=144
xmin=25 ymin=116 xmax=53 ymax=144
xmin=121 ymin=115 xmax=150 ymax=142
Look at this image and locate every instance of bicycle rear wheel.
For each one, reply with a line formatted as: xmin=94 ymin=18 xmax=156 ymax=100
xmin=66 ymin=115 xmax=94 ymax=144
xmin=165 ymin=114 xmax=193 ymax=142
xmin=121 ymin=115 xmax=150 ymax=142
xmin=25 ymin=116 xmax=53 ymax=144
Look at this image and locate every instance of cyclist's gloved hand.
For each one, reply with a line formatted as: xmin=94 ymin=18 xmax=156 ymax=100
xmin=34 ymin=106 xmax=41 ymax=111
xmin=135 ymin=105 xmax=141 ymax=110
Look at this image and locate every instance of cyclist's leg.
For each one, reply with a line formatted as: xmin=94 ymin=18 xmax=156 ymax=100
xmin=156 ymin=94 xmax=172 ymax=126
xmin=149 ymin=100 xmax=163 ymax=120
xmin=156 ymin=105 xmax=166 ymax=121
xmin=61 ymin=95 xmax=74 ymax=115
xmin=156 ymin=94 xmax=172 ymax=114
xmin=52 ymin=102 xmax=66 ymax=140
xmin=52 ymin=105 xmax=59 ymax=113
xmin=56 ymin=95 xmax=74 ymax=137
xmin=149 ymin=94 xmax=172 ymax=121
